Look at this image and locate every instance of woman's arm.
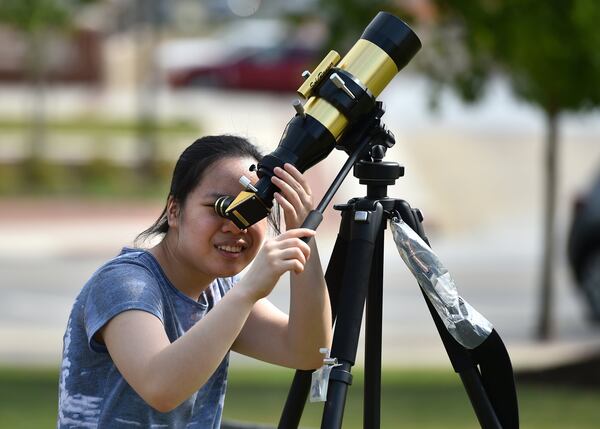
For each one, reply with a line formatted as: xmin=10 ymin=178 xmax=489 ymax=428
xmin=288 ymin=237 xmax=332 ymax=368
xmin=233 ymin=164 xmax=332 ymax=369
xmin=102 ymin=227 xmax=315 ymax=413
xmin=102 ymin=288 xmax=254 ymax=413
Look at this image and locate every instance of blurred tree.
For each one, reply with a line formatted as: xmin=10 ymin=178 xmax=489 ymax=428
xmin=132 ymin=0 xmax=169 ymax=184
xmin=0 ymin=0 xmax=95 ymax=185
xmin=418 ymin=0 xmax=600 ymax=341
xmin=316 ymin=0 xmax=389 ymax=51
xmin=317 ymin=0 xmax=600 ymax=340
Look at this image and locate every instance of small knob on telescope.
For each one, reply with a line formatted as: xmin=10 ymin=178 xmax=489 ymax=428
xmin=239 ymin=176 xmax=258 ymax=192
xmin=330 ymin=72 xmax=356 ymax=99
xmin=293 ymin=99 xmax=306 ymax=118
xmin=301 ymin=70 xmax=311 ymax=80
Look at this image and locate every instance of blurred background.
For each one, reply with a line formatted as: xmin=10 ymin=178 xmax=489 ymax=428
xmin=1 ymin=0 xmax=599 ymax=428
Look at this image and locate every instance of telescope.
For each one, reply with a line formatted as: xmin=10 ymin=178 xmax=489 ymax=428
xmin=215 ymin=12 xmax=421 ymax=229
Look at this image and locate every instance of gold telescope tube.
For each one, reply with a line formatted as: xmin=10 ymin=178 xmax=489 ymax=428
xmin=298 ymin=13 xmax=420 ymax=141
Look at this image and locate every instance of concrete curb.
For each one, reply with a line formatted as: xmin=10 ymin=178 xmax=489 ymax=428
xmin=222 ymin=421 xmax=275 ymax=429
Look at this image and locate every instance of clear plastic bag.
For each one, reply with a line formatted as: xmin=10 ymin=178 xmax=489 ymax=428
xmin=309 ymin=348 xmax=340 ymax=403
xmin=390 ymin=217 xmax=493 ymax=349
xmin=310 ymin=365 xmax=334 ymax=402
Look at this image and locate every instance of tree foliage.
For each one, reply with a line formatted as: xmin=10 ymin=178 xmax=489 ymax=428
xmin=0 ymin=0 xmax=71 ymax=32
xmin=317 ymin=0 xmax=406 ymax=52
xmin=425 ymin=0 xmax=600 ymax=116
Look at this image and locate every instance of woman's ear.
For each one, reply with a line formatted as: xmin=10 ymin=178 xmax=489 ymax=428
xmin=166 ymin=196 xmax=180 ymax=228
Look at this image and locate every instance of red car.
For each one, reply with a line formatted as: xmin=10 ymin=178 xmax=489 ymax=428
xmin=168 ymin=45 xmax=318 ymax=93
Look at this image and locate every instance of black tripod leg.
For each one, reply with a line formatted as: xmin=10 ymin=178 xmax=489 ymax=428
xmin=421 ymin=292 xmax=504 ymax=429
xmin=321 ymin=202 xmax=385 ymax=429
xmin=278 ymin=210 xmax=353 ymax=429
xmin=364 ymin=225 xmax=384 ymax=429
xmin=277 ymin=369 xmax=312 ymax=429
xmin=396 ymin=201 xmax=518 ymax=429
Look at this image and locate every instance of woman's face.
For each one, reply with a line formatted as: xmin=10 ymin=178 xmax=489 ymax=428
xmin=168 ymin=156 xmax=267 ymax=279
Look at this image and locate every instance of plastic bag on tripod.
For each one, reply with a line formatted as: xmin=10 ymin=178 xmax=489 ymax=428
xmin=390 ymin=217 xmax=493 ymax=349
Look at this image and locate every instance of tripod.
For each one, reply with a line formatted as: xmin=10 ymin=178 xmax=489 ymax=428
xmin=276 ymin=109 xmax=519 ymax=429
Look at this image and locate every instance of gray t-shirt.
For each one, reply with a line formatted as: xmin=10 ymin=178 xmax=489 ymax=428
xmin=57 ymin=248 xmax=236 ymax=428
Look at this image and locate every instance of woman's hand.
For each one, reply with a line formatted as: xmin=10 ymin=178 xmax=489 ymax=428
xmin=271 ymin=163 xmax=314 ymax=230
xmin=240 ymin=228 xmax=315 ymax=302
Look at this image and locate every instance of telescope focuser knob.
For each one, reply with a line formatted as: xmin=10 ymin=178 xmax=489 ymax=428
xmin=293 ymin=99 xmax=306 ymax=118
xmin=330 ymin=72 xmax=356 ymax=100
xmin=239 ymin=176 xmax=258 ymax=192
xmin=302 ymin=70 xmax=311 ymax=80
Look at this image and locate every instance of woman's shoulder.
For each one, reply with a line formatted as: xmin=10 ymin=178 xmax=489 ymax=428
xmin=97 ymin=247 xmax=155 ymax=274
xmin=85 ymin=248 xmax=161 ymax=293
xmin=80 ymin=248 xmax=166 ymax=316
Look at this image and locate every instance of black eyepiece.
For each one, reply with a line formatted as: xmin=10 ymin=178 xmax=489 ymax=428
xmin=214 ymin=196 xmax=234 ymax=218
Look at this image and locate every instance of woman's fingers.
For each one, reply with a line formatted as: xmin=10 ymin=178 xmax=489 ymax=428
xmin=246 ymin=228 xmax=315 ymax=299
xmin=270 ymin=230 xmax=313 ymax=262
xmin=277 ymin=259 xmax=305 ymax=275
xmin=274 ymin=246 xmax=308 ymax=266
xmin=276 ymin=228 xmax=315 ymax=242
xmin=272 ymin=164 xmax=312 ymax=206
xmin=274 ymin=191 xmax=296 ymax=218
xmin=283 ymin=163 xmax=310 ymax=195
xmin=271 ymin=164 xmax=315 ymax=230
xmin=274 ymin=237 xmax=311 ymax=259
xmin=271 ymin=175 xmax=303 ymax=210
xmin=274 ymin=164 xmax=306 ymax=194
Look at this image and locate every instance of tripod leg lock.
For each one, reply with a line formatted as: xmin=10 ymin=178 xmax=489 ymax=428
xmin=329 ymin=368 xmax=353 ymax=385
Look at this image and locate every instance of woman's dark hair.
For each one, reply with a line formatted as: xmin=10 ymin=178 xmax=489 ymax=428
xmin=136 ymin=135 xmax=279 ymax=245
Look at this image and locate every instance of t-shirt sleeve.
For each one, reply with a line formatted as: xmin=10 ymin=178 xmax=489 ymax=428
xmin=83 ymin=261 xmax=164 ymax=353
xmin=218 ymin=275 xmax=239 ymax=296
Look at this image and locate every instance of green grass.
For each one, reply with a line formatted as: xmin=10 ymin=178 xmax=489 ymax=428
xmin=2 ymin=366 xmax=600 ymax=428
xmin=0 ymin=367 xmax=60 ymax=428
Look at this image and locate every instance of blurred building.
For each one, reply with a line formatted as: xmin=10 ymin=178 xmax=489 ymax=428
xmin=0 ymin=0 xmax=327 ymax=91
xmin=0 ymin=26 xmax=102 ymax=85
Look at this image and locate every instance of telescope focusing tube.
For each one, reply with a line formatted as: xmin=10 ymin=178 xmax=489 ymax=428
xmin=218 ymin=12 xmax=421 ymax=230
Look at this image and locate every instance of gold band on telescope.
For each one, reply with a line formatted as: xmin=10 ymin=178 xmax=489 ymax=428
xmin=300 ymin=39 xmax=398 ymax=140
xmin=338 ymin=39 xmax=398 ymax=97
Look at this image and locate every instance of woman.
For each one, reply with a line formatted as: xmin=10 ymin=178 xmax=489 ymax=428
xmin=58 ymin=135 xmax=332 ymax=428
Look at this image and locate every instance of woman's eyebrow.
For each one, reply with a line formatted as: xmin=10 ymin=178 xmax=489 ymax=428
xmin=204 ymin=192 xmax=229 ymax=200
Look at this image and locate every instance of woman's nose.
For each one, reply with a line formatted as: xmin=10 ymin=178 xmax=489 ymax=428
xmin=221 ymin=218 xmax=247 ymax=234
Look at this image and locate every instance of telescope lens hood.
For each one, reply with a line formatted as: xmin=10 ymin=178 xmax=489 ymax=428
xmin=361 ymin=12 xmax=422 ymax=71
